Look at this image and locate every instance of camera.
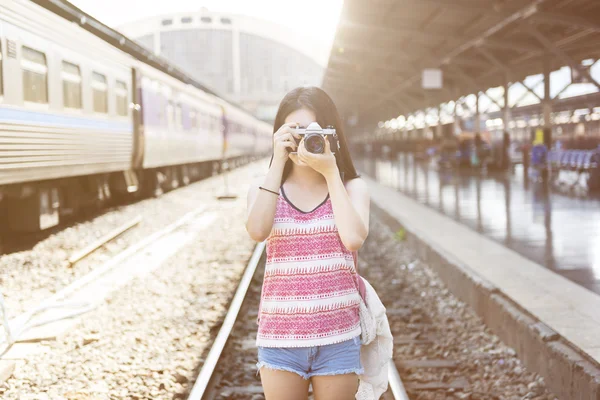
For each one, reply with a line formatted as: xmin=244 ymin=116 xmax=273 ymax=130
xmin=294 ymin=122 xmax=339 ymax=154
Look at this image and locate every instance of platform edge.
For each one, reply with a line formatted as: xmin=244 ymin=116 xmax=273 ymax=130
xmin=371 ymin=201 xmax=600 ymax=400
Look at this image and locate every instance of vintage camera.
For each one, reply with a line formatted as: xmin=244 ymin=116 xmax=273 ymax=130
xmin=294 ymin=122 xmax=339 ymax=154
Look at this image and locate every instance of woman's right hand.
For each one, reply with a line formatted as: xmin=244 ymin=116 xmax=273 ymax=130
xmin=273 ymin=122 xmax=301 ymax=164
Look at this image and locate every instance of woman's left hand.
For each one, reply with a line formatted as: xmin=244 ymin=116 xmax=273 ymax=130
xmin=297 ymin=138 xmax=339 ymax=178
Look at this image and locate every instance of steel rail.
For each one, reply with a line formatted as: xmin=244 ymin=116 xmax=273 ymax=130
xmin=68 ymin=216 xmax=143 ymax=266
xmin=389 ymin=362 xmax=411 ymax=400
xmin=187 ymin=241 xmax=266 ymax=400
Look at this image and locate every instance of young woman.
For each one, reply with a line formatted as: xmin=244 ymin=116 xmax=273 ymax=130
xmin=245 ymin=87 xmax=370 ymax=400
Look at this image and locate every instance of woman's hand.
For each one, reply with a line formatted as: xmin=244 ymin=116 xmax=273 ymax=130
xmin=297 ymin=137 xmax=339 ymax=178
xmin=273 ymin=122 xmax=301 ymax=164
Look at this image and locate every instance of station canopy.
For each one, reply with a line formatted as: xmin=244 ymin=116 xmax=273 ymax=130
xmin=322 ymin=0 xmax=600 ymax=128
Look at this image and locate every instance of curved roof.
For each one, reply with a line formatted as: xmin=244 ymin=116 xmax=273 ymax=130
xmin=118 ymin=11 xmax=329 ymax=67
xmin=322 ymin=0 xmax=600 ymax=127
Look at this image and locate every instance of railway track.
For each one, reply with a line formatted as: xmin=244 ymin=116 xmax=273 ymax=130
xmin=1 ymin=205 xmax=212 ymax=357
xmin=1 ymin=175 xmax=557 ymax=399
xmin=185 ymin=242 xmax=409 ymax=400
xmin=0 ymin=160 xmax=261 ymax=398
xmin=367 ymin=207 xmax=556 ymax=400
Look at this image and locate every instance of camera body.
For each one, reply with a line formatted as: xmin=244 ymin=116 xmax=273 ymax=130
xmin=294 ymin=122 xmax=339 ymax=154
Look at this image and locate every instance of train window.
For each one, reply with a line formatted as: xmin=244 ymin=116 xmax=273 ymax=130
xmin=189 ymin=110 xmax=197 ymax=131
xmin=61 ymin=61 xmax=82 ymax=109
xmin=198 ymin=112 xmax=206 ymax=130
xmin=221 ymin=18 xmax=232 ymax=24
xmin=162 ymin=19 xmax=173 ymax=26
xmin=115 ymin=80 xmax=128 ymax=116
xmin=201 ymin=17 xmax=212 ymax=23
xmin=181 ymin=17 xmax=193 ymax=24
xmin=22 ymin=46 xmax=48 ymax=104
xmin=91 ymin=72 xmax=108 ymax=113
xmin=157 ymin=93 xmax=166 ymax=126
xmin=0 ymin=41 xmax=3 ymax=96
xmin=175 ymin=104 xmax=182 ymax=129
xmin=167 ymin=101 xmax=174 ymax=128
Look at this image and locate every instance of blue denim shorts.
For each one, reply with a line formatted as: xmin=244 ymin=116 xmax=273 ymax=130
xmin=256 ymin=336 xmax=363 ymax=380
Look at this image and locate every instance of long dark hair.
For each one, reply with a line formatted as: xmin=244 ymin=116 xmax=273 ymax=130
xmin=270 ymin=87 xmax=359 ymax=183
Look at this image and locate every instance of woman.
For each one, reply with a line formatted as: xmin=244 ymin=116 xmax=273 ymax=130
xmin=245 ymin=87 xmax=370 ymax=400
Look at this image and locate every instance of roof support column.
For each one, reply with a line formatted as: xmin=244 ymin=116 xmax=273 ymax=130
xmin=232 ymin=27 xmax=242 ymax=102
xmin=436 ymin=105 xmax=443 ymax=140
xmin=475 ymin=92 xmax=481 ymax=134
xmin=453 ymin=98 xmax=460 ymax=136
xmin=503 ymin=76 xmax=512 ymax=134
xmin=543 ymin=58 xmax=552 ymax=128
xmin=543 ymin=57 xmax=553 ymax=146
xmin=503 ymin=75 xmax=512 ymax=170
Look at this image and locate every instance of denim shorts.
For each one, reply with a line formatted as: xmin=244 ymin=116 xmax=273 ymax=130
xmin=256 ymin=336 xmax=363 ymax=380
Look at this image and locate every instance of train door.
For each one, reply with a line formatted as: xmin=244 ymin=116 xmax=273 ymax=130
xmin=131 ymin=67 xmax=144 ymax=169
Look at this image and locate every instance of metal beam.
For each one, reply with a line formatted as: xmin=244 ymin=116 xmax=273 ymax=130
xmin=323 ymin=77 xmax=391 ymax=94
xmin=338 ymin=20 xmax=464 ymax=43
xmin=362 ymin=0 xmax=547 ymax=116
xmin=330 ymin=41 xmax=414 ymax=60
xmin=327 ymin=56 xmax=411 ymax=75
xmin=520 ymin=79 xmax=543 ymax=101
xmin=523 ymin=23 xmax=600 ymax=90
xmin=476 ymin=47 xmax=512 ymax=74
xmin=344 ymin=0 xmax=511 ymax=18
xmin=531 ymin=11 xmax=600 ymax=32
xmin=513 ymin=80 xmax=543 ymax=106
xmin=404 ymin=0 xmax=510 ymax=14
xmin=450 ymin=56 xmax=495 ymax=70
xmin=475 ymin=27 xmax=596 ymax=86
xmin=484 ymin=38 xmax=543 ymax=53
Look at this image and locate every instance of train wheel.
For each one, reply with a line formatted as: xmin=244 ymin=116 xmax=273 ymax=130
xmin=5 ymin=187 xmax=60 ymax=232
xmin=180 ymin=165 xmax=190 ymax=186
xmin=140 ymin=170 xmax=164 ymax=198
xmin=165 ymin=167 xmax=179 ymax=191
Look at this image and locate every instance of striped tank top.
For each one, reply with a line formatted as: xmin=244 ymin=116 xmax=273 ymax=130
xmin=256 ymin=186 xmax=362 ymax=348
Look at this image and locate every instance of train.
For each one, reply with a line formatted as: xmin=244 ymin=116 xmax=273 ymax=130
xmin=0 ymin=0 xmax=273 ymax=232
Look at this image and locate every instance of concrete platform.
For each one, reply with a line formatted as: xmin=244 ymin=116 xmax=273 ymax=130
xmin=365 ymin=175 xmax=600 ymax=399
xmin=358 ymin=155 xmax=600 ymax=295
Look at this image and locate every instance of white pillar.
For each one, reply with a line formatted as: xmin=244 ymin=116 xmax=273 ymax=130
xmin=436 ymin=105 xmax=443 ymax=139
xmin=153 ymin=32 xmax=161 ymax=55
xmin=232 ymin=26 xmax=242 ymax=102
xmin=543 ymin=58 xmax=552 ymax=130
xmin=503 ymin=76 xmax=512 ymax=133
xmin=475 ymin=92 xmax=481 ymax=134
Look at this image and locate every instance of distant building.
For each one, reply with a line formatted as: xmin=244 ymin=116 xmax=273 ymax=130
xmin=119 ymin=10 xmax=325 ymax=121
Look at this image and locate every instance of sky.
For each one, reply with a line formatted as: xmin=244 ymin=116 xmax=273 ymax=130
xmin=69 ymin=0 xmax=343 ymax=65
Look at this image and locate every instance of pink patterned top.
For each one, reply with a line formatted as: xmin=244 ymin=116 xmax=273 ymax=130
xmin=256 ymin=187 xmax=362 ymax=348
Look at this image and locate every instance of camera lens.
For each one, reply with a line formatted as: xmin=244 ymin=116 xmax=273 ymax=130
xmin=305 ymin=134 xmax=325 ymax=154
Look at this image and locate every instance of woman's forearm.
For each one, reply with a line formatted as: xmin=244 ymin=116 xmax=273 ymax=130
xmin=324 ymin=170 xmax=368 ymax=251
xmin=245 ymin=160 xmax=286 ymax=241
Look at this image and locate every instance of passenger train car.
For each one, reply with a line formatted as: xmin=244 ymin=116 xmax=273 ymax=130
xmin=0 ymin=0 xmax=272 ymax=232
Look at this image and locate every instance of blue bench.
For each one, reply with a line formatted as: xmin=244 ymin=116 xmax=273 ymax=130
xmin=548 ymin=149 xmax=598 ymax=172
xmin=546 ymin=149 xmax=600 ymax=191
